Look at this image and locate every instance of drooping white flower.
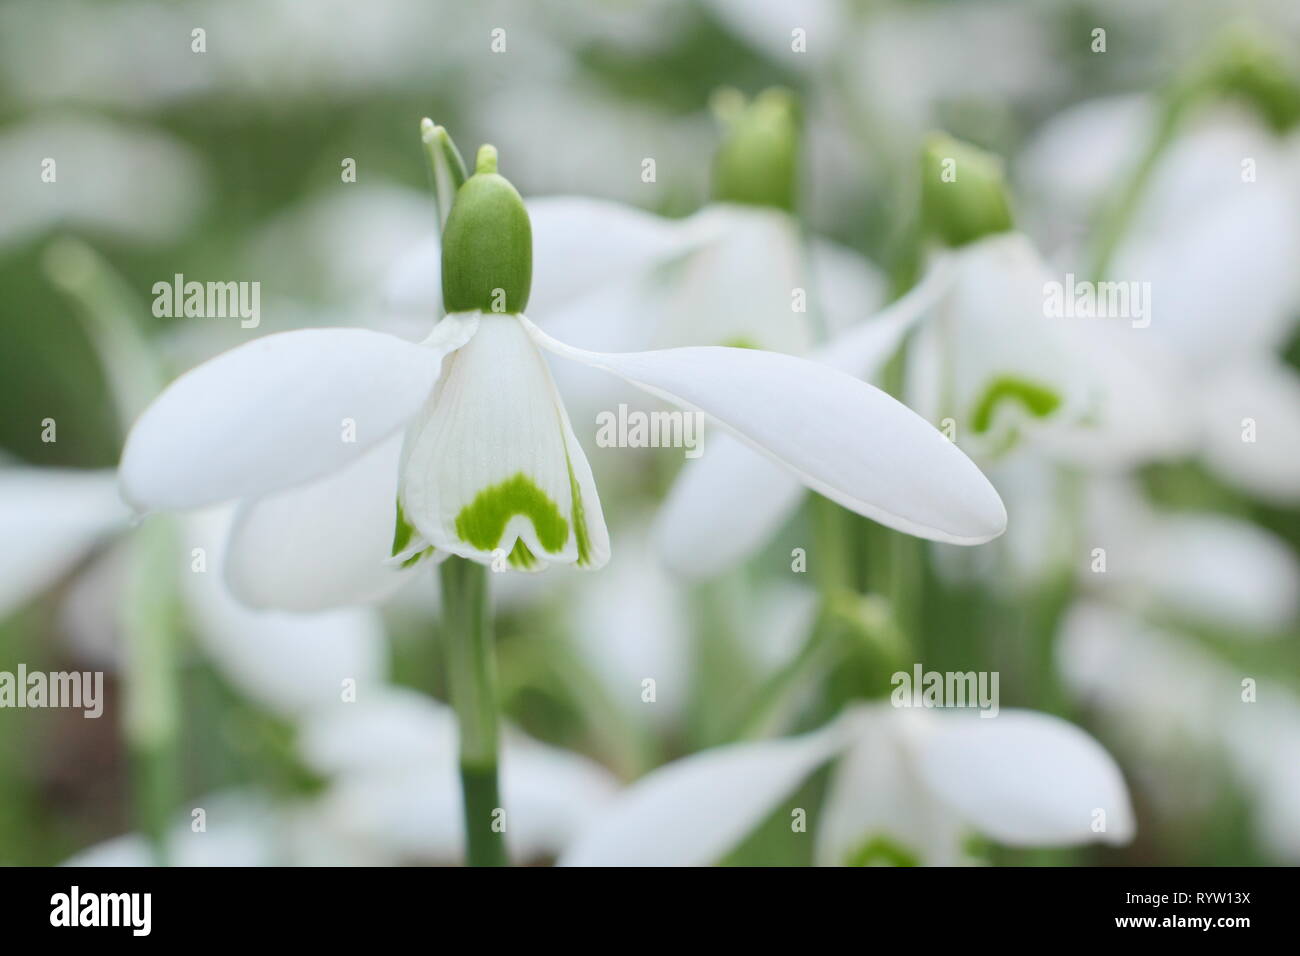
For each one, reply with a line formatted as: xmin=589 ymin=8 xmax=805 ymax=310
xmin=120 ymin=144 xmax=1006 ymax=610
xmin=560 ymin=703 xmax=1135 ymax=866
xmin=1021 ymin=96 xmax=1300 ymax=499
xmin=654 ymin=136 xmax=1099 ymax=579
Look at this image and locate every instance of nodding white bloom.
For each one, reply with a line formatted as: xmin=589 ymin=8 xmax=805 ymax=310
xmin=560 ymin=704 xmax=1135 ymax=866
xmin=1021 ymin=95 xmax=1300 ymax=497
xmin=120 ymin=142 xmax=1006 ymax=611
xmin=656 ymin=134 xmax=1097 ymax=578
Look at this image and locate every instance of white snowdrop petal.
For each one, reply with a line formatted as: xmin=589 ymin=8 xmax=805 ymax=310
xmin=120 ymin=320 xmax=476 ymax=511
xmin=526 ymin=317 xmax=1006 ymax=545
xmin=559 ymin=725 xmax=848 ymax=866
xmin=817 ymin=708 xmax=966 ymax=866
xmin=1199 ymin=358 xmax=1300 ymax=504
xmin=224 ymin=434 xmax=414 ymax=612
xmin=0 ymin=467 xmax=128 ymax=618
xmin=917 ymin=709 xmax=1135 ymax=847
xmin=181 ymin=510 xmax=387 ymax=717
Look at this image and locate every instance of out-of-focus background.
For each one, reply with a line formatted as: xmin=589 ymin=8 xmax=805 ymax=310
xmin=2 ymin=0 xmax=1299 ymax=866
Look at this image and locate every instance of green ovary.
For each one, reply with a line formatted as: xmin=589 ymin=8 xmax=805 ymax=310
xmin=970 ymin=375 xmax=1062 ymax=435
xmin=455 ymin=472 xmax=570 ymax=561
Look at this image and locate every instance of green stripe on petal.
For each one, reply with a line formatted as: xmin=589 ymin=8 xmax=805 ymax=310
xmin=970 ymin=376 xmax=1062 ymax=435
xmin=454 ymin=472 xmax=569 ymax=555
xmin=566 ymin=455 xmax=593 ymax=567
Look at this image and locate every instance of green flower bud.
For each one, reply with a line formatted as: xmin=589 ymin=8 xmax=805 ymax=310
xmin=920 ymin=133 xmax=1014 ymax=248
xmin=711 ymin=87 xmax=801 ymax=213
xmin=441 ymin=145 xmax=533 ymax=314
xmin=1207 ymin=30 xmax=1300 ymax=133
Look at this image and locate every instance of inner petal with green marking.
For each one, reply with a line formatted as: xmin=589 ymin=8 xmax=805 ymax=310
xmin=396 ymin=312 xmax=610 ymax=572
xmin=969 ymin=375 xmax=1062 ymax=435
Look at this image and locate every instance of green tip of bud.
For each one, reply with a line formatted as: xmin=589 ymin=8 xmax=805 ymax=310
xmin=1206 ymin=28 xmax=1300 ymax=133
xmin=475 ymin=144 xmax=499 ymax=175
xmin=419 ymin=117 xmax=437 ymax=140
xmin=441 ymin=146 xmax=532 ymax=314
xmin=711 ymin=86 xmax=801 ymax=213
xmin=920 ymin=132 xmax=1014 ymax=248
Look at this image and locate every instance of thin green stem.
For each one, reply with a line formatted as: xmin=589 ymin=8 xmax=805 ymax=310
xmin=438 ymin=557 xmax=506 ymax=867
xmin=120 ymin=517 xmax=181 ymax=866
xmin=1089 ymin=85 xmax=1197 ymax=282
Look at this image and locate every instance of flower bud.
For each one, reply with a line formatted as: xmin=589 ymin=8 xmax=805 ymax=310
xmin=711 ymin=87 xmax=801 ymax=212
xmin=441 ymin=145 xmax=533 ymax=314
xmin=920 ymin=133 xmax=1014 ymax=248
xmin=1208 ymin=30 xmax=1300 ymax=133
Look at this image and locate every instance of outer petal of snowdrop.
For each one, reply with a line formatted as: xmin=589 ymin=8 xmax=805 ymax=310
xmin=0 ymin=467 xmax=128 ymax=618
xmin=816 ymin=708 xmax=967 ymax=866
xmin=917 ymin=709 xmax=1136 ymax=847
xmin=653 ymin=261 xmax=956 ymax=577
xmin=224 ymin=434 xmax=414 ymax=612
xmin=526 ymin=317 xmax=1007 ymax=545
xmin=181 ymin=510 xmax=387 ymax=717
xmin=121 ymin=320 xmax=477 ymax=510
xmin=559 ymin=724 xmax=849 ymax=866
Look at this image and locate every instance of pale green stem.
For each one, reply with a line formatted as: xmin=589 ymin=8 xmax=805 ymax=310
xmin=120 ymin=517 xmax=181 ymax=865
xmin=1089 ymin=86 xmax=1196 ymax=282
xmin=439 ymin=558 xmax=506 ymax=867
xmin=46 ymin=239 xmax=180 ymax=866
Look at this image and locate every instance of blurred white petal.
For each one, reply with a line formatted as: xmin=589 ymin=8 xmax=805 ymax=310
xmin=559 ymin=724 xmax=848 ymax=866
xmin=1199 ymin=358 xmax=1300 ymax=503
xmin=0 ymin=467 xmax=127 ymax=619
xmin=917 ymin=709 xmax=1135 ymax=847
xmin=568 ymin=520 xmax=691 ymax=725
xmin=182 ymin=510 xmax=387 ymax=716
xmin=303 ymin=688 xmax=618 ymax=863
xmin=1087 ymin=480 xmax=1299 ymax=633
xmin=817 ymin=708 xmax=966 ymax=866
xmin=0 ymin=116 xmax=204 ymax=249
xmin=225 ymin=434 xmax=414 ymax=612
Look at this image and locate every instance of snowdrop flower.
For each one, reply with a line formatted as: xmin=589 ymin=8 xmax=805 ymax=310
xmin=561 ymin=703 xmax=1134 ymax=866
xmin=1019 ymin=66 xmax=1300 ymax=495
xmin=120 ymin=140 xmax=1006 ymax=607
xmin=656 ymin=134 xmax=1090 ymax=577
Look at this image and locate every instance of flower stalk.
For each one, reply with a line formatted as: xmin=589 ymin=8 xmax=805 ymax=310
xmin=120 ymin=516 xmax=181 ymax=866
xmin=438 ymin=557 xmax=507 ymax=867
